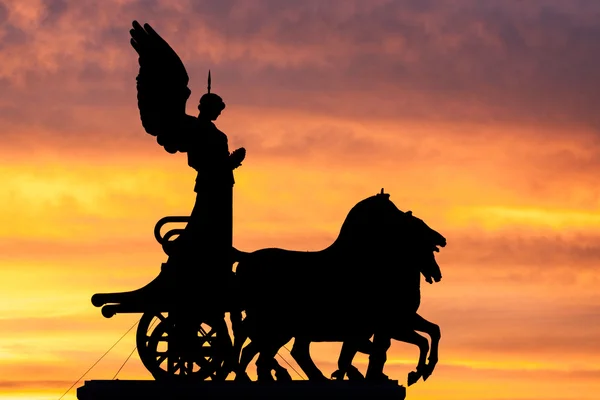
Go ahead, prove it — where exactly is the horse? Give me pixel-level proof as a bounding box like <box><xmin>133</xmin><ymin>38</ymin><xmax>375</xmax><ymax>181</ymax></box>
<box><xmin>232</xmin><ymin>253</ymin><xmax>443</xmax><ymax>385</ymax></box>
<box><xmin>228</xmin><ymin>191</ymin><xmax>446</xmax><ymax>381</ymax></box>
<box><xmin>331</xmin><ymin>250</ymin><xmax>444</xmax><ymax>385</ymax></box>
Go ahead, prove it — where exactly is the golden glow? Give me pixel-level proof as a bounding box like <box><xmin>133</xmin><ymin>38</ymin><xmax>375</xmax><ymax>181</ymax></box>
<box><xmin>1</xmin><ymin>2</ymin><xmax>599</xmax><ymax>399</ymax></box>
<box><xmin>450</xmin><ymin>206</ymin><xmax>600</xmax><ymax>230</ymax></box>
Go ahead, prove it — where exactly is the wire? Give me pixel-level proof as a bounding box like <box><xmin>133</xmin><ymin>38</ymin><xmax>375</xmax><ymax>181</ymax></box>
<box><xmin>112</xmin><ymin>318</ymin><xmax>159</xmax><ymax>379</ymax></box>
<box><xmin>112</xmin><ymin>346</ymin><xmax>138</xmax><ymax>380</ymax></box>
<box><xmin>279</xmin><ymin>345</ymin><xmax>306</xmax><ymax>380</ymax></box>
<box><xmin>57</xmin><ymin>318</ymin><xmax>139</xmax><ymax>400</ymax></box>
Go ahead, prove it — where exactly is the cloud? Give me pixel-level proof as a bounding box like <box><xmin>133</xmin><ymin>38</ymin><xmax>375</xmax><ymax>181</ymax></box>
<box><xmin>443</xmin><ymin>232</ymin><xmax>600</xmax><ymax>269</ymax></box>
<box><xmin>2</xmin><ymin>0</ymin><xmax>600</xmax><ymax>202</ymax></box>
<box><xmin>2</xmin><ymin>0</ymin><xmax>600</xmax><ymax>134</ymax></box>
<box><xmin>0</xmin><ymin>5</ymin><xmax>599</xmax><ymax>396</ymax></box>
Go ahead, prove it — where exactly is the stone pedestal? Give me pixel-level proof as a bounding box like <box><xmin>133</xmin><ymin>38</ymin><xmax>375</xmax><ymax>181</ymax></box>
<box><xmin>77</xmin><ymin>380</ymin><xmax>406</xmax><ymax>400</ymax></box>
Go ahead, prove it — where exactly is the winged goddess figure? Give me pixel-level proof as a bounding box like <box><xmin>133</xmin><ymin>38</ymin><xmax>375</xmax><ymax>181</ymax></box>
<box><xmin>129</xmin><ymin>21</ymin><xmax>245</xmax><ymax>307</ymax></box>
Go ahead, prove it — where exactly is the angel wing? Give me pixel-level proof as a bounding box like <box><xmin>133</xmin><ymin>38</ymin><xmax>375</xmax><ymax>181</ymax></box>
<box><xmin>130</xmin><ymin>21</ymin><xmax>194</xmax><ymax>154</ymax></box>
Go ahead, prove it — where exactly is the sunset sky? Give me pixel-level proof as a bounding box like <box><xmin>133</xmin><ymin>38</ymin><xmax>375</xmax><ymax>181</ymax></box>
<box><xmin>1</xmin><ymin>0</ymin><xmax>600</xmax><ymax>399</ymax></box>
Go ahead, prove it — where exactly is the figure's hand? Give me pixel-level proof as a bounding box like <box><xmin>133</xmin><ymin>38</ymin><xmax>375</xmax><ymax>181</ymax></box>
<box><xmin>230</xmin><ymin>147</ymin><xmax>246</xmax><ymax>169</ymax></box>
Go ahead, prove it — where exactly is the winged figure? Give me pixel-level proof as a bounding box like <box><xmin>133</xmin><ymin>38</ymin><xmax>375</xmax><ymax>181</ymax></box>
<box><xmin>129</xmin><ymin>20</ymin><xmax>245</xmax><ymax>163</ymax></box>
<box><xmin>129</xmin><ymin>20</ymin><xmax>242</xmax><ymax>301</ymax></box>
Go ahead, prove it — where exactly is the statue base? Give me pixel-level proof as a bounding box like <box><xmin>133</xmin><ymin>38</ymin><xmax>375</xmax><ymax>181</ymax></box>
<box><xmin>77</xmin><ymin>380</ymin><xmax>406</xmax><ymax>399</ymax></box>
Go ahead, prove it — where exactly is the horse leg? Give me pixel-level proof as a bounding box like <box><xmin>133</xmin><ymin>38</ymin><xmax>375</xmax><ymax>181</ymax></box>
<box><xmin>231</xmin><ymin>311</ymin><xmax>249</xmax><ymax>381</ymax></box>
<box><xmin>348</xmin><ymin>338</ymin><xmax>374</xmax><ymax>379</ymax></box>
<box><xmin>357</xmin><ymin>338</ymin><xmax>373</xmax><ymax>354</ymax></box>
<box><xmin>255</xmin><ymin>344</ymin><xmax>277</xmax><ymax>382</ymax></box>
<box><xmin>270</xmin><ymin>356</ymin><xmax>293</xmax><ymax>381</ymax></box>
<box><xmin>332</xmin><ymin>339</ymin><xmax>365</xmax><ymax>380</ymax></box>
<box><xmin>290</xmin><ymin>337</ymin><xmax>328</xmax><ymax>381</ymax></box>
<box><xmin>208</xmin><ymin>316</ymin><xmax>234</xmax><ymax>381</ymax></box>
<box><xmin>255</xmin><ymin>336</ymin><xmax>292</xmax><ymax>382</ymax></box>
<box><xmin>390</xmin><ymin>329</ymin><xmax>429</xmax><ymax>386</ymax></box>
<box><xmin>365</xmin><ymin>334</ymin><xmax>392</xmax><ymax>381</ymax></box>
<box><xmin>412</xmin><ymin>314</ymin><xmax>441</xmax><ymax>381</ymax></box>
<box><xmin>235</xmin><ymin>340</ymin><xmax>257</xmax><ymax>381</ymax></box>
<box><xmin>235</xmin><ymin>339</ymin><xmax>291</xmax><ymax>381</ymax></box>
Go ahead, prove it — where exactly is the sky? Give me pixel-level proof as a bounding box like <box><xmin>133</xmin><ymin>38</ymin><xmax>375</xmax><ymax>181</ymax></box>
<box><xmin>1</xmin><ymin>0</ymin><xmax>600</xmax><ymax>399</ymax></box>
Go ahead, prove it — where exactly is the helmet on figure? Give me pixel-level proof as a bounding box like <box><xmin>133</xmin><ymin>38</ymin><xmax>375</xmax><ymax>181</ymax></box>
<box><xmin>198</xmin><ymin>70</ymin><xmax>225</xmax><ymax>120</ymax></box>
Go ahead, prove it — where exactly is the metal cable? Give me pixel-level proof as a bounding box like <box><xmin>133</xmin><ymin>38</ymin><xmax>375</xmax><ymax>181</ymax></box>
<box><xmin>57</xmin><ymin>318</ymin><xmax>139</xmax><ymax>400</ymax></box>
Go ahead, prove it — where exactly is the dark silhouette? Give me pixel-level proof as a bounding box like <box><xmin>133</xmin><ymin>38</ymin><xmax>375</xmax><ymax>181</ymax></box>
<box><xmin>77</xmin><ymin>380</ymin><xmax>407</xmax><ymax>400</ymax></box>
<box><xmin>130</xmin><ymin>20</ymin><xmax>245</xmax><ymax>378</ymax></box>
<box><xmin>88</xmin><ymin>21</ymin><xmax>448</xmax><ymax>399</ymax></box>
<box><xmin>228</xmin><ymin>192</ymin><xmax>445</xmax><ymax>383</ymax></box>
<box><xmin>234</xmin><ymin>270</ymin><xmax>442</xmax><ymax>386</ymax></box>
<box><xmin>91</xmin><ymin>190</ymin><xmax>446</xmax><ymax>383</ymax></box>
<box><xmin>231</xmin><ymin>235</ymin><xmax>445</xmax><ymax>384</ymax></box>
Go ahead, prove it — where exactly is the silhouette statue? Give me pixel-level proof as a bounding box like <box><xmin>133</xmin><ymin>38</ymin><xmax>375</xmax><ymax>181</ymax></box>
<box><xmin>228</xmin><ymin>191</ymin><xmax>446</xmax><ymax>383</ymax></box>
<box><xmin>131</xmin><ymin>20</ymin><xmax>245</xmax><ymax>377</ymax></box>
<box><xmin>90</xmin><ymin>21</ymin><xmax>448</xmax><ymax>388</ymax></box>
<box><xmin>234</xmin><ymin>255</ymin><xmax>442</xmax><ymax>386</ymax></box>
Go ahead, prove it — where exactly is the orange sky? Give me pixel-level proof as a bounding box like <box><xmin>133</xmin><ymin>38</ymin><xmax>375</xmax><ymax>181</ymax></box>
<box><xmin>1</xmin><ymin>0</ymin><xmax>600</xmax><ymax>399</ymax></box>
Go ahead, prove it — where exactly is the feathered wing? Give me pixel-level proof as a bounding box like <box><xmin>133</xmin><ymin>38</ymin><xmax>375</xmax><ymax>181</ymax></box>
<box><xmin>130</xmin><ymin>21</ymin><xmax>193</xmax><ymax>154</ymax></box>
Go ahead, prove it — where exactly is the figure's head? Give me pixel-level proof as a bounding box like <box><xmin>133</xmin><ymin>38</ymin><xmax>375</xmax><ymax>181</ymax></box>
<box><xmin>198</xmin><ymin>92</ymin><xmax>225</xmax><ymax>120</ymax></box>
<box><xmin>198</xmin><ymin>70</ymin><xmax>226</xmax><ymax>121</ymax></box>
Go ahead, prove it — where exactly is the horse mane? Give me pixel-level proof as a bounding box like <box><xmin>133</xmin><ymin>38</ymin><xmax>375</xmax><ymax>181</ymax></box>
<box><xmin>330</xmin><ymin>191</ymin><xmax>404</xmax><ymax>250</ymax></box>
<box><xmin>329</xmin><ymin>191</ymin><xmax>442</xmax><ymax>252</ymax></box>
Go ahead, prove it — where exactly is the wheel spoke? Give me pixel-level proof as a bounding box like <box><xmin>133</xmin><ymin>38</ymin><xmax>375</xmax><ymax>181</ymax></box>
<box><xmin>197</xmin><ymin>337</ymin><xmax>212</xmax><ymax>346</ymax></box>
<box><xmin>139</xmin><ymin>314</ymin><xmax>228</xmax><ymax>381</ymax></box>
<box><xmin>195</xmin><ymin>353</ymin><xmax>214</xmax><ymax>369</ymax></box>
<box><xmin>156</xmin><ymin>313</ymin><xmax>167</xmax><ymax>323</ymax></box>
<box><xmin>174</xmin><ymin>359</ymin><xmax>183</xmax><ymax>373</ymax></box>
<box><xmin>168</xmin><ymin>357</ymin><xmax>175</xmax><ymax>373</ymax></box>
<box><xmin>156</xmin><ymin>354</ymin><xmax>167</xmax><ymax>365</ymax></box>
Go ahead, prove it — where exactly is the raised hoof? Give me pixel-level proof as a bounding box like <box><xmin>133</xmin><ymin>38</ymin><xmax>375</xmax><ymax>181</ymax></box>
<box><xmin>347</xmin><ymin>366</ymin><xmax>365</xmax><ymax>381</ymax></box>
<box><xmin>407</xmin><ymin>371</ymin><xmax>421</xmax><ymax>386</ymax></box>
<box><xmin>331</xmin><ymin>370</ymin><xmax>345</xmax><ymax>380</ymax></box>
<box><xmin>421</xmin><ymin>364</ymin><xmax>434</xmax><ymax>381</ymax></box>
<box><xmin>275</xmin><ymin>368</ymin><xmax>293</xmax><ymax>381</ymax></box>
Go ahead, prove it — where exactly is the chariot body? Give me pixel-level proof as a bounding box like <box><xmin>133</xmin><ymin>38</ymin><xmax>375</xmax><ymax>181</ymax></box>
<box><xmin>92</xmin><ymin>215</ymin><xmax>237</xmax><ymax>381</ymax></box>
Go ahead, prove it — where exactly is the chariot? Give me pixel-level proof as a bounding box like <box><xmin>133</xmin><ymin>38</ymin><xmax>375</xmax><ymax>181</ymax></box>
<box><xmin>91</xmin><ymin>215</ymin><xmax>234</xmax><ymax>381</ymax></box>
<box><xmin>89</xmin><ymin>21</ymin><xmax>448</xmax><ymax>385</ymax></box>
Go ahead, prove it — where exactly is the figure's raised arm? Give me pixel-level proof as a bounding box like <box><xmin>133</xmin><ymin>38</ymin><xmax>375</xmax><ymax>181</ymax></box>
<box><xmin>130</xmin><ymin>21</ymin><xmax>195</xmax><ymax>154</ymax></box>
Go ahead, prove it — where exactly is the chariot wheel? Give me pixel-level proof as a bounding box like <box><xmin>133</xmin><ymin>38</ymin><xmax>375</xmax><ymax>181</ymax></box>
<box><xmin>136</xmin><ymin>311</ymin><xmax>231</xmax><ymax>381</ymax></box>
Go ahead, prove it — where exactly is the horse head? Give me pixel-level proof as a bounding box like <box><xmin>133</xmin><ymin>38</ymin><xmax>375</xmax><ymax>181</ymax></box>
<box><xmin>336</xmin><ymin>189</ymin><xmax>446</xmax><ymax>282</ymax></box>
<box><xmin>402</xmin><ymin>211</ymin><xmax>446</xmax><ymax>284</ymax></box>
